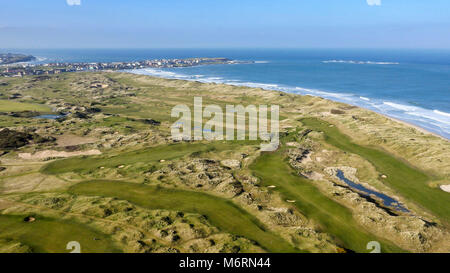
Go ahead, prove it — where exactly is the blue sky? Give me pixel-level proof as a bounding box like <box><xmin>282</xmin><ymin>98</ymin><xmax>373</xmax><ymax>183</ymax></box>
<box><xmin>1</xmin><ymin>0</ymin><xmax>449</xmax><ymax>48</ymax></box>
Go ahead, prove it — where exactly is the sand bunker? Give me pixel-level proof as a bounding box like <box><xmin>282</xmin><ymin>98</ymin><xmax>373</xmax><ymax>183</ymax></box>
<box><xmin>23</xmin><ymin>216</ymin><xmax>36</xmax><ymax>223</ymax></box>
<box><xmin>440</xmin><ymin>185</ymin><xmax>450</xmax><ymax>193</ymax></box>
<box><xmin>19</xmin><ymin>149</ymin><xmax>101</xmax><ymax>160</ymax></box>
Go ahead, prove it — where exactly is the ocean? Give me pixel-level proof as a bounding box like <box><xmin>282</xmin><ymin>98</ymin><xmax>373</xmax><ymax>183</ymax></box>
<box><xmin>10</xmin><ymin>48</ymin><xmax>450</xmax><ymax>139</ymax></box>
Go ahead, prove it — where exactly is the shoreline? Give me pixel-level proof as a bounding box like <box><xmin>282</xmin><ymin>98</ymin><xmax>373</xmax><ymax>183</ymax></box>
<box><xmin>122</xmin><ymin>70</ymin><xmax>450</xmax><ymax>142</ymax></box>
<box><xmin>378</xmin><ymin>113</ymin><xmax>448</xmax><ymax>141</ymax></box>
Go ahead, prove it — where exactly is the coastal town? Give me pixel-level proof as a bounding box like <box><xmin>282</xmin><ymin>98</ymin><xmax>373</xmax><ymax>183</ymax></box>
<box><xmin>0</xmin><ymin>56</ymin><xmax>249</xmax><ymax>78</ymax></box>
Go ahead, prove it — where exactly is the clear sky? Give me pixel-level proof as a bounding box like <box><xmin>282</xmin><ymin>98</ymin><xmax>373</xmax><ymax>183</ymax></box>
<box><xmin>1</xmin><ymin>0</ymin><xmax>449</xmax><ymax>49</ymax></box>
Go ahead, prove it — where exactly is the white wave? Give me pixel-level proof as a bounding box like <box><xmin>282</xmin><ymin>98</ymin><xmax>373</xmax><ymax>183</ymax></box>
<box><xmin>366</xmin><ymin>61</ymin><xmax>399</xmax><ymax>65</ymax></box>
<box><xmin>126</xmin><ymin>68</ymin><xmax>449</xmax><ymax>139</ymax></box>
<box><xmin>434</xmin><ymin>110</ymin><xmax>450</xmax><ymax>117</ymax></box>
<box><xmin>223</xmin><ymin>79</ymin><xmax>241</xmax><ymax>83</ymax></box>
<box><xmin>235</xmin><ymin>82</ymin><xmax>279</xmax><ymax>89</ymax></box>
<box><xmin>254</xmin><ymin>61</ymin><xmax>269</xmax><ymax>64</ymax></box>
<box><xmin>197</xmin><ymin>77</ymin><xmax>226</xmax><ymax>84</ymax></box>
<box><xmin>360</xmin><ymin>96</ymin><xmax>370</xmax><ymax>101</ymax></box>
<box><xmin>132</xmin><ymin>68</ymin><xmax>188</xmax><ymax>79</ymax></box>
<box><xmin>407</xmin><ymin>111</ymin><xmax>450</xmax><ymax>126</ymax></box>
<box><xmin>294</xmin><ymin>87</ymin><xmax>354</xmax><ymax>100</ymax></box>
<box><xmin>381</xmin><ymin>102</ymin><xmax>450</xmax><ymax>126</ymax></box>
<box><xmin>323</xmin><ymin>60</ymin><xmax>399</xmax><ymax>65</ymax></box>
<box><xmin>35</xmin><ymin>56</ymin><xmax>47</xmax><ymax>62</ymax></box>
<box><xmin>383</xmin><ymin>101</ymin><xmax>419</xmax><ymax>112</ymax></box>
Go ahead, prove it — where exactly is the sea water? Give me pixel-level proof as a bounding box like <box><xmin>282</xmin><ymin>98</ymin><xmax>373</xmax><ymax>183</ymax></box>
<box><xmin>12</xmin><ymin>48</ymin><xmax>450</xmax><ymax>139</ymax></box>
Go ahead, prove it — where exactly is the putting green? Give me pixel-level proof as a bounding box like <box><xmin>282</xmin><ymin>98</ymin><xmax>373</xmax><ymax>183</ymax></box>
<box><xmin>69</xmin><ymin>180</ymin><xmax>300</xmax><ymax>253</ymax></box>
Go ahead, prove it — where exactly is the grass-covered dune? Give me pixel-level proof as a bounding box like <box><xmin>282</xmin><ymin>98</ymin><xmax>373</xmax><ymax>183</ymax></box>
<box><xmin>301</xmin><ymin>118</ymin><xmax>450</xmax><ymax>223</ymax></box>
<box><xmin>69</xmin><ymin>180</ymin><xmax>299</xmax><ymax>253</ymax></box>
<box><xmin>41</xmin><ymin>142</ymin><xmax>211</xmax><ymax>175</ymax></box>
<box><xmin>251</xmin><ymin>150</ymin><xmax>405</xmax><ymax>253</ymax></box>
<box><xmin>0</xmin><ymin>214</ymin><xmax>120</xmax><ymax>253</ymax></box>
<box><xmin>41</xmin><ymin>141</ymin><xmax>259</xmax><ymax>175</ymax></box>
<box><xmin>0</xmin><ymin>72</ymin><xmax>449</xmax><ymax>253</ymax></box>
<box><xmin>0</xmin><ymin>100</ymin><xmax>51</xmax><ymax>113</ymax></box>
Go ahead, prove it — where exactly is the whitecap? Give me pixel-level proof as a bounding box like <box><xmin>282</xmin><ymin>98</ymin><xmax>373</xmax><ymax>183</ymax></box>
<box><xmin>322</xmin><ymin>60</ymin><xmax>399</xmax><ymax>65</ymax></box>
<box><xmin>360</xmin><ymin>96</ymin><xmax>370</xmax><ymax>101</ymax></box>
<box><xmin>434</xmin><ymin>110</ymin><xmax>450</xmax><ymax>117</ymax></box>
<box><xmin>131</xmin><ymin>68</ymin><xmax>188</xmax><ymax>79</ymax></box>
<box><xmin>125</xmin><ymin>68</ymin><xmax>449</xmax><ymax>139</ymax></box>
<box><xmin>407</xmin><ymin>111</ymin><xmax>450</xmax><ymax>126</ymax></box>
<box><xmin>35</xmin><ymin>56</ymin><xmax>48</xmax><ymax>62</ymax></box>
<box><xmin>236</xmin><ymin>82</ymin><xmax>280</xmax><ymax>89</ymax></box>
<box><xmin>383</xmin><ymin>101</ymin><xmax>419</xmax><ymax>112</ymax></box>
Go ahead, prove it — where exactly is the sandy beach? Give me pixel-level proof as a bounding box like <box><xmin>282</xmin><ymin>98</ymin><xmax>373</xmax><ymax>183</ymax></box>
<box><xmin>378</xmin><ymin>113</ymin><xmax>449</xmax><ymax>142</ymax></box>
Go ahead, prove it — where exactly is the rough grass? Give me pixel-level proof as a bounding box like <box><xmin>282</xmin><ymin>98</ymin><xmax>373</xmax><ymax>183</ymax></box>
<box><xmin>0</xmin><ymin>214</ymin><xmax>120</xmax><ymax>253</ymax></box>
<box><xmin>41</xmin><ymin>141</ymin><xmax>259</xmax><ymax>175</ymax></box>
<box><xmin>250</xmin><ymin>151</ymin><xmax>404</xmax><ymax>253</ymax></box>
<box><xmin>69</xmin><ymin>180</ymin><xmax>300</xmax><ymax>253</ymax></box>
<box><xmin>301</xmin><ymin>117</ymin><xmax>450</xmax><ymax>224</ymax></box>
<box><xmin>0</xmin><ymin>100</ymin><xmax>51</xmax><ymax>112</ymax></box>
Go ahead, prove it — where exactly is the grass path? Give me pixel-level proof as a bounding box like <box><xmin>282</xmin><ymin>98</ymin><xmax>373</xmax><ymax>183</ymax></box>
<box><xmin>301</xmin><ymin>118</ymin><xmax>450</xmax><ymax>223</ymax></box>
<box><xmin>69</xmin><ymin>180</ymin><xmax>300</xmax><ymax>253</ymax></box>
<box><xmin>250</xmin><ymin>152</ymin><xmax>404</xmax><ymax>253</ymax></box>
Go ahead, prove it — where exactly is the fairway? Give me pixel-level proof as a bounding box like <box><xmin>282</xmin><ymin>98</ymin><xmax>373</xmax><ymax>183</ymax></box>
<box><xmin>0</xmin><ymin>214</ymin><xmax>120</xmax><ymax>253</ymax></box>
<box><xmin>42</xmin><ymin>141</ymin><xmax>258</xmax><ymax>175</ymax></box>
<box><xmin>0</xmin><ymin>100</ymin><xmax>52</xmax><ymax>113</ymax></box>
<box><xmin>301</xmin><ymin>118</ymin><xmax>450</xmax><ymax>223</ymax></box>
<box><xmin>250</xmin><ymin>151</ymin><xmax>404</xmax><ymax>253</ymax></box>
<box><xmin>69</xmin><ymin>180</ymin><xmax>300</xmax><ymax>253</ymax></box>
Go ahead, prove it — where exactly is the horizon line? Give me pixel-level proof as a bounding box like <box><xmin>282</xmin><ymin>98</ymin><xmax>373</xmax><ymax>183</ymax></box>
<box><xmin>2</xmin><ymin>47</ymin><xmax>450</xmax><ymax>51</ymax></box>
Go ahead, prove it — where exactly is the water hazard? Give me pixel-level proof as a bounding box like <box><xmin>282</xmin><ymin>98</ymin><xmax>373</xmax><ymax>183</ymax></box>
<box><xmin>336</xmin><ymin>170</ymin><xmax>409</xmax><ymax>213</ymax></box>
<box><xmin>34</xmin><ymin>114</ymin><xmax>64</xmax><ymax>119</ymax></box>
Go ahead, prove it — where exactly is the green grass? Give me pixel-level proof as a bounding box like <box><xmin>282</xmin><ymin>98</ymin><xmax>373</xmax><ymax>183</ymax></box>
<box><xmin>301</xmin><ymin>118</ymin><xmax>450</xmax><ymax>223</ymax></box>
<box><xmin>250</xmin><ymin>151</ymin><xmax>404</xmax><ymax>253</ymax></box>
<box><xmin>0</xmin><ymin>100</ymin><xmax>52</xmax><ymax>113</ymax></box>
<box><xmin>41</xmin><ymin>141</ymin><xmax>258</xmax><ymax>175</ymax></box>
<box><xmin>69</xmin><ymin>180</ymin><xmax>299</xmax><ymax>253</ymax></box>
<box><xmin>85</xmin><ymin>116</ymin><xmax>150</xmax><ymax>134</ymax></box>
<box><xmin>0</xmin><ymin>214</ymin><xmax>120</xmax><ymax>253</ymax></box>
<box><xmin>101</xmin><ymin>101</ymin><xmax>173</xmax><ymax>122</ymax></box>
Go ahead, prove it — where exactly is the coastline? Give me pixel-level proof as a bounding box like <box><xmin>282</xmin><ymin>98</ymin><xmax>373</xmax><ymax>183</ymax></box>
<box><xmin>0</xmin><ymin>53</ymin><xmax>36</xmax><ymax>66</ymax></box>
<box><xmin>1</xmin><ymin>70</ymin><xmax>449</xmax><ymax>253</ymax></box>
<box><xmin>122</xmin><ymin>70</ymin><xmax>450</xmax><ymax>142</ymax></box>
<box><xmin>379</xmin><ymin>113</ymin><xmax>449</xmax><ymax>141</ymax></box>
<box><xmin>117</xmin><ymin>70</ymin><xmax>450</xmax><ymax>192</ymax></box>
<box><xmin>3</xmin><ymin>51</ymin><xmax>448</xmax><ymax>141</ymax></box>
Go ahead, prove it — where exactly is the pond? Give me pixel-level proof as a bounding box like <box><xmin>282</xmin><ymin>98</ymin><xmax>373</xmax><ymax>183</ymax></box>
<box><xmin>336</xmin><ymin>170</ymin><xmax>409</xmax><ymax>213</ymax></box>
<box><xmin>34</xmin><ymin>114</ymin><xmax>64</xmax><ymax>119</ymax></box>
